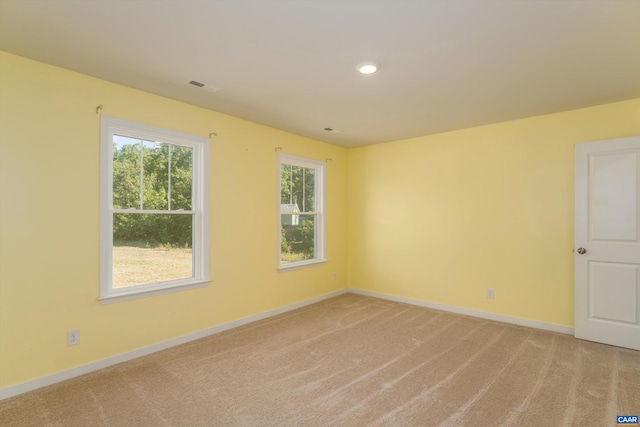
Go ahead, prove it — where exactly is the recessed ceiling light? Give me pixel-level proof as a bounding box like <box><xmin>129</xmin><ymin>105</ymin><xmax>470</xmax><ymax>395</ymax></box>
<box><xmin>357</xmin><ymin>61</ymin><xmax>379</xmax><ymax>75</ymax></box>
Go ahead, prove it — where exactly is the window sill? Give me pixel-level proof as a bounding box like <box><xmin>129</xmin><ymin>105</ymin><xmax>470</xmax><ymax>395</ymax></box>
<box><xmin>278</xmin><ymin>259</ymin><xmax>327</xmax><ymax>272</ymax></box>
<box><xmin>99</xmin><ymin>279</ymin><xmax>210</xmax><ymax>304</ymax></box>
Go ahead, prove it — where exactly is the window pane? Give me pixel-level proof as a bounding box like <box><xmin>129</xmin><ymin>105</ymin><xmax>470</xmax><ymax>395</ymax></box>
<box><xmin>112</xmin><ymin>135</ymin><xmax>142</xmax><ymax>209</ymax></box>
<box><xmin>112</xmin><ymin>213</ymin><xmax>193</xmax><ymax>288</ymax></box>
<box><xmin>281</xmin><ymin>164</ymin><xmax>292</xmax><ymax>204</ymax></box>
<box><xmin>280</xmin><ymin>214</ymin><xmax>316</xmax><ymax>263</ymax></box>
<box><xmin>170</xmin><ymin>145</ymin><xmax>193</xmax><ymax>210</ymax></box>
<box><xmin>304</xmin><ymin>168</ymin><xmax>315</xmax><ymax>212</ymax></box>
<box><xmin>291</xmin><ymin>165</ymin><xmax>304</xmax><ymax>211</ymax></box>
<box><xmin>142</xmin><ymin>141</ymin><xmax>168</xmax><ymax>210</ymax></box>
<box><xmin>280</xmin><ymin>164</ymin><xmax>315</xmax><ymax>212</ymax></box>
<box><xmin>112</xmin><ymin>136</ymin><xmax>193</xmax><ymax>211</ymax></box>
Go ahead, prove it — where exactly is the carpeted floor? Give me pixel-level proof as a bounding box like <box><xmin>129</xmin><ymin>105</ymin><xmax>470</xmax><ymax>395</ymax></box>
<box><xmin>1</xmin><ymin>293</ymin><xmax>639</xmax><ymax>426</ymax></box>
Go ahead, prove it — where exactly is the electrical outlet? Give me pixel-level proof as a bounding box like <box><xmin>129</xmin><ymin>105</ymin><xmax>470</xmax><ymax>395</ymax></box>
<box><xmin>486</xmin><ymin>288</ymin><xmax>494</xmax><ymax>300</ymax></box>
<box><xmin>333</xmin><ymin>272</ymin><xmax>338</xmax><ymax>281</ymax></box>
<box><xmin>67</xmin><ymin>329</ymin><xmax>80</xmax><ymax>346</ymax></box>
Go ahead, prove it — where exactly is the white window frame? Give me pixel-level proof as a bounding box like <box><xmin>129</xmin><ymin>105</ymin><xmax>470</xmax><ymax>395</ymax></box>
<box><xmin>100</xmin><ymin>116</ymin><xmax>210</xmax><ymax>303</ymax></box>
<box><xmin>278</xmin><ymin>153</ymin><xmax>326</xmax><ymax>270</ymax></box>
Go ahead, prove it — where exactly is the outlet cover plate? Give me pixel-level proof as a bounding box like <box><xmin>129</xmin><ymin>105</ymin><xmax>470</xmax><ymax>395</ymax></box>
<box><xmin>67</xmin><ymin>329</ymin><xmax>80</xmax><ymax>346</ymax></box>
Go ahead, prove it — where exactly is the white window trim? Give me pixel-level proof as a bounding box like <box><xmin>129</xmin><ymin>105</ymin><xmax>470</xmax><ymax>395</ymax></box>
<box><xmin>277</xmin><ymin>153</ymin><xmax>326</xmax><ymax>270</ymax></box>
<box><xmin>99</xmin><ymin>116</ymin><xmax>210</xmax><ymax>303</ymax></box>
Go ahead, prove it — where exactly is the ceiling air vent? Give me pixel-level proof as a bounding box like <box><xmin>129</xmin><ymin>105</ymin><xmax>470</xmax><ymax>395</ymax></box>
<box><xmin>186</xmin><ymin>80</ymin><xmax>219</xmax><ymax>93</ymax></box>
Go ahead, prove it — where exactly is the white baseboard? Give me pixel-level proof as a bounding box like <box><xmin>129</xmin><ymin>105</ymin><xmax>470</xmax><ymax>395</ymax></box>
<box><xmin>0</xmin><ymin>287</ymin><xmax>573</xmax><ymax>400</ymax></box>
<box><xmin>348</xmin><ymin>288</ymin><xmax>574</xmax><ymax>335</ymax></box>
<box><xmin>0</xmin><ymin>288</ymin><xmax>348</xmax><ymax>401</ymax></box>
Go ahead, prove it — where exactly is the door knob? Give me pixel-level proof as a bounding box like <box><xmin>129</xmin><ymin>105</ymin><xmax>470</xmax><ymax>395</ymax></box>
<box><xmin>577</xmin><ymin>247</ymin><xmax>586</xmax><ymax>254</ymax></box>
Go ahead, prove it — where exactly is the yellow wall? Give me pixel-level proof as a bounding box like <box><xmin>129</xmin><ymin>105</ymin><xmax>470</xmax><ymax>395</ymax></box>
<box><xmin>2</xmin><ymin>49</ymin><xmax>639</xmax><ymax>390</ymax></box>
<box><xmin>347</xmin><ymin>98</ymin><xmax>640</xmax><ymax>328</ymax></box>
<box><xmin>0</xmin><ymin>52</ymin><xmax>348</xmax><ymax>388</ymax></box>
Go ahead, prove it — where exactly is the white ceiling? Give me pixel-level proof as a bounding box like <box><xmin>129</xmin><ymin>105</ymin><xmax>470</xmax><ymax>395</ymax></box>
<box><xmin>1</xmin><ymin>1</ymin><xmax>639</xmax><ymax>148</ymax></box>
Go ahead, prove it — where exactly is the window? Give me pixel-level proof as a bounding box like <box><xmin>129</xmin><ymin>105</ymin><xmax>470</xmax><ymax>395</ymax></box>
<box><xmin>100</xmin><ymin>116</ymin><xmax>209</xmax><ymax>302</ymax></box>
<box><xmin>278</xmin><ymin>153</ymin><xmax>325</xmax><ymax>269</ymax></box>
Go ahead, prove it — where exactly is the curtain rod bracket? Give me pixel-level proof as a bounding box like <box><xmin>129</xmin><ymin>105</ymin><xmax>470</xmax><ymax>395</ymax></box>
<box><xmin>95</xmin><ymin>104</ymin><xmax>103</xmax><ymax>115</ymax></box>
<box><xmin>275</xmin><ymin>147</ymin><xmax>282</xmax><ymax>152</ymax></box>
<box><xmin>209</xmin><ymin>132</ymin><xmax>217</xmax><ymax>138</ymax></box>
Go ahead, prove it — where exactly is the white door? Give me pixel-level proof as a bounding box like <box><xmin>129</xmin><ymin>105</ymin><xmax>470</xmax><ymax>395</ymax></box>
<box><xmin>575</xmin><ymin>136</ymin><xmax>640</xmax><ymax>350</ymax></box>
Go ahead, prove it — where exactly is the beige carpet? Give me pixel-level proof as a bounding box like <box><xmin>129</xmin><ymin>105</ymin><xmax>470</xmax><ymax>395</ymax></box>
<box><xmin>1</xmin><ymin>293</ymin><xmax>639</xmax><ymax>426</ymax></box>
